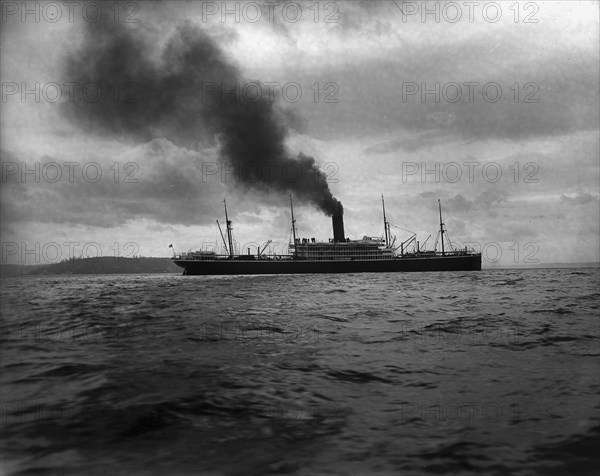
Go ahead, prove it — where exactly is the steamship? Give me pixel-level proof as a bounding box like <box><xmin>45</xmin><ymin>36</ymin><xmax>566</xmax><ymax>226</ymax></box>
<box><xmin>171</xmin><ymin>196</ymin><xmax>481</xmax><ymax>275</ymax></box>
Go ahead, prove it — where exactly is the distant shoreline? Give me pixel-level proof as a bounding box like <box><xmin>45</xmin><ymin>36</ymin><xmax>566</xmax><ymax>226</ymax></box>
<box><xmin>0</xmin><ymin>257</ymin><xmax>180</xmax><ymax>277</ymax></box>
<box><xmin>1</xmin><ymin>257</ymin><xmax>598</xmax><ymax>277</ymax></box>
<box><xmin>483</xmin><ymin>262</ymin><xmax>600</xmax><ymax>270</ymax></box>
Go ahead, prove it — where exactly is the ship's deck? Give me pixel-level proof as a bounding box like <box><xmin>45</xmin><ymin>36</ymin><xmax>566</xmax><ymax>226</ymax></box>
<box><xmin>174</xmin><ymin>238</ymin><xmax>478</xmax><ymax>262</ymax></box>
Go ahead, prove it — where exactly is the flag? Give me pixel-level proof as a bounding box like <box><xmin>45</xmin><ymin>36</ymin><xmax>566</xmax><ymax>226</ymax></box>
<box><xmin>169</xmin><ymin>244</ymin><xmax>173</xmax><ymax>248</ymax></box>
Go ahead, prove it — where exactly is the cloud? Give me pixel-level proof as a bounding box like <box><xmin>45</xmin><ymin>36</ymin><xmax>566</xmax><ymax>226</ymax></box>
<box><xmin>1</xmin><ymin>141</ymin><xmax>224</xmax><ymax>227</ymax></box>
<box><xmin>363</xmin><ymin>131</ymin><xmax>456</xmax><ymax>154</ymax></box>
<box><xmin>290</xmin><ymin>25</ymin><xmax>599</xmax><ymax>144</ymax></box>
<box><xmin>61</xmin><ymin>19</ymin><xmax>343</xmax><ymax>215</ymax></box>
<box><xmin>560</xmin><ymin>192</ymin><xmax>597</xmax><ymax>205</ymax></box>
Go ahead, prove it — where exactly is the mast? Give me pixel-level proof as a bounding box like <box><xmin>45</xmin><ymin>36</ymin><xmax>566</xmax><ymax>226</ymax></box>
<box><xmin>224</xmin><ymin>199</ymin><xmax>234</xmax><ymax>258</ymax></box>
<box><xmin>216</xmin><ymin>220</ymin><xmax>229</xmax><ymax>255</ymax></box>
<box><xmin>438</xmin><ymin>199</ymin><xmax>445</xmax><ymax>255</ymax></box>
<box><xmin>382</xmin><ymin>195</ymin><xmax>389</xmax><ymax>246</ymax></box>
<box><xmin>290</xmin><ymin>194</ymin><xmax>297</xmax><ymax>257</ymax></box>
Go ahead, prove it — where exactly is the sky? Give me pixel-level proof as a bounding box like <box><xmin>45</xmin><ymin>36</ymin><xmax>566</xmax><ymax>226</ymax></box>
<box><xmin>1</xmin><ymin>0</ymin><xmax>599</xmax><ymax>266</ymax></box>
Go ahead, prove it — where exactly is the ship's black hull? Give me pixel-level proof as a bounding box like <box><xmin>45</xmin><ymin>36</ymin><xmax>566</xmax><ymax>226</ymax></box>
<box><xmin>173</xmin><ymin>254</ymin><xmax>481</xmax><ymax>275</ymax></box>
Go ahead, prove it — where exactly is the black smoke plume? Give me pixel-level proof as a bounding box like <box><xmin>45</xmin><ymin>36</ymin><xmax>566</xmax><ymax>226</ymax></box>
<box><xmin>62</xmin><ymin>21</ymin><xmax>342</xmax><ymax>216</ymax></box>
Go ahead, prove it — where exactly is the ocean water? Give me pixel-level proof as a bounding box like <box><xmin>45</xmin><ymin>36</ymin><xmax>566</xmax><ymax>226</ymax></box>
<box><xmin>1</xmin><ymin>268</ymin><xmax>598</xmax><ymax>476</ymax></box>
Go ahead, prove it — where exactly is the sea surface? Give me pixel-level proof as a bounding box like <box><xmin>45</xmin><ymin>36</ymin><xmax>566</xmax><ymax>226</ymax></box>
<box><xmin>1</xmin><ymin>268</ymin><xmax>599</xmax><ymax>476</ymax></box>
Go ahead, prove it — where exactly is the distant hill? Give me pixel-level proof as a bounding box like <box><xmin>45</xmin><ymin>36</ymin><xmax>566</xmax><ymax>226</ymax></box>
<box><xmin>484</xmin><ymin>262</ymin><xmax>599</xmax><ymax>269</ymax></box>
<box><xmin>0</xmin><ymin>257</ymin><xmax>181</xmax><ymax>277</ymax></box>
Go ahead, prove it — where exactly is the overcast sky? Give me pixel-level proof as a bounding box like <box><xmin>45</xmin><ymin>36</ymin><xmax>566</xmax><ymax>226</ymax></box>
<box><xmin>1</xmin><ymin>1</ymin><xmax>599</xmax><ymax>266</ymax></box>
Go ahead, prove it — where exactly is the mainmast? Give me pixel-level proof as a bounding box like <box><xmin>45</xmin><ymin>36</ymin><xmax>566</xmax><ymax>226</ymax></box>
<box><xmin>438</xmin><ymin>199</ymin><xmax>445</xmax><ymax>255</ymax></box>
<box><xmin>290</xmin><ymin>194</ymin><xmax>297</xmax><ymax>257</ymax></box>
<box><xmin>223</xmin><ymin>199</ymin><xmax>234</xmax><ymax>258</ymax></box>
<box><xmin>382</xmin><ymin>195</ymin><xmax>389</xmax><ymax>246</ymax></box>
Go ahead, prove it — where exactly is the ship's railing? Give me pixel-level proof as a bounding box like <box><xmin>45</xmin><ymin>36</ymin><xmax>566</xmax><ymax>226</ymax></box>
<box><xmin>398</xmin><ymin>250</ymin><xmax>481</xmax><ymax>258</ymax></box>
<box><xmin>173</xmin><ymin>252</ymin><xmax>295</xmax><ymax>261</ymax></box>
<box><xmin>291</xmin><ymin>254</ymin><xmax>395</xmax><ymax>261</ymax></box>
